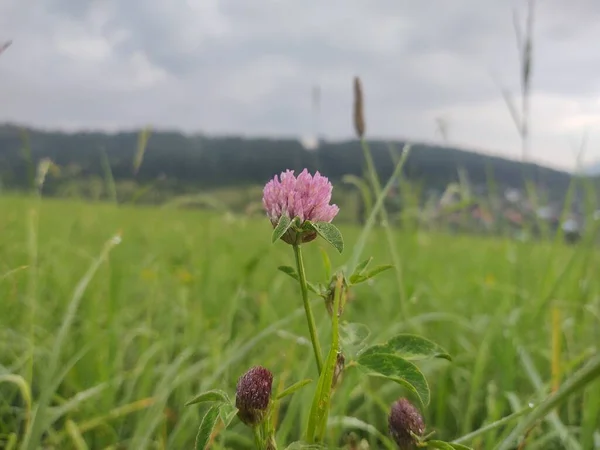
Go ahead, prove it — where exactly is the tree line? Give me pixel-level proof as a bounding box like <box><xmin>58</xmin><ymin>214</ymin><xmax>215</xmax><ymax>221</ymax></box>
<box><xmin>0</xmin><ymin>123</ymin><xmax>574</xmax><ymax>202</ymax></box>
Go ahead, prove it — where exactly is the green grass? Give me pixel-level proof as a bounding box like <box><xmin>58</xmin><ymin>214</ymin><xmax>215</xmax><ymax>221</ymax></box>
<box><xmin>1</xmin><ymin>194</ymin><xmax>599</xmax><ymax>449</ymax></box>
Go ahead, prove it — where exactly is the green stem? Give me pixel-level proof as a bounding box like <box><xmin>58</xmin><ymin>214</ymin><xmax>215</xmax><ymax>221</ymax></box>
<box><xmin>293</xmin><ymin>244</ymin><xmax>324</xmax><ymax>374</ymax></box>
<box><xmin>496</xmin><ymin>352</ymin><xmax>600</xmax><ymax>450</ymax></box>
<box><xmin>359</xmin><ymin>139</ymin><xmax>408</xmax><ymax>318</ymax></box>
<box><xmin>263</xmin><ymin>409</ymin><xmax>278</xmax><ymax>449</ymax></box>
<box><xmin>253</xmin><ymin>426</ymin><xmax>263</xmax><ymax>449</ymax></box>
<box><xmin>451</xmin><ymin>405</ymin><xmax>532</xmax><ymax>444</ymax></box>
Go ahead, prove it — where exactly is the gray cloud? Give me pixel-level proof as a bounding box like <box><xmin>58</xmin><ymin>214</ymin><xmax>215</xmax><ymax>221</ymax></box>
<box><xmin>1</xmin><ymin>0</ymin><xmax>599</xmax><ymax>170</ymax></box>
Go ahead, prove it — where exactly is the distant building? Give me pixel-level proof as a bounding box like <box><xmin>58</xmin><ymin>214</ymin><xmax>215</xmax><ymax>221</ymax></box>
<box><xmin>300</xmin><ymin>136</ymin><xmax>319</xmax><ymax>151</ymax></box>
<box><xmin>505</xmin><ymin>188</ymin><xmax>521</xmax><ymax>204</ymax></box>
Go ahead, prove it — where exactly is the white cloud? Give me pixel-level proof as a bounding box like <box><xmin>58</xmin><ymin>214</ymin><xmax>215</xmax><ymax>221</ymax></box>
<box><xmin>0</xmin><ymin>0</ymin><xmax>599</xmax><ymax>171</ymax></box>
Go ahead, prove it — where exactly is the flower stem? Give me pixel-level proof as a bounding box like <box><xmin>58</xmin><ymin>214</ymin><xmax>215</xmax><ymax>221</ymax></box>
<box><xmin>293</xmin><ymin>244</ymin><xmax>324</xmax><ymax>374</ymax></box>
<box><xmin>253</xmin><ymin>426</ymin><xmax>263</xmax><ymax>449</ymax></box>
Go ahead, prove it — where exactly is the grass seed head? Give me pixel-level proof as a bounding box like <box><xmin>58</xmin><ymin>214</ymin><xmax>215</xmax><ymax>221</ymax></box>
<box><xmin>353</xmin><ymin>76</ymin><xmax>366</xmax><ymax>138</ymax></box>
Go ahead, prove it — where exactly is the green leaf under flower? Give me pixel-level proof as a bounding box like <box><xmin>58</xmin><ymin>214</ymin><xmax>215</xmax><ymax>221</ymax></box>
<box><xmin>356</xmin><ymin>352</ymin><xmax>430</xmax><ymax>406</ymax></box>
<box><xmin>185</xmin><ymin>389</ymin><xmax>231</xmax><ymax>407</ymax></box>
<box><xmin>195</xmin><ymin>404</ymin><xmax>221</xmax><ymax>450</ymax></box>
<box><xmin>272</xmin><ymin>213</ymin><xmax>293</xmax><ymax>243</ymax></box>
<box><xmin>307</xmin><ymin>221</ymin><xmax>344</xmax><ymax>254</ymax></box>
<box><xmin>219</xmin><ymin>404</ymin><xmax>239</xmax><ymax>428</ymax></box>
<box><xmin>360</xmin><ymin>334</ymin><xmax>452</xmax><ymax>362</ymax></box>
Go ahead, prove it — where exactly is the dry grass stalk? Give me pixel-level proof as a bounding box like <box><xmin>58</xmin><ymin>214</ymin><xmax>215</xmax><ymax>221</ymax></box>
<box><xmin>0</xmin><ymin>40</ymin><xmax>12</xmax><ymax>56</ymax></box>
<box><xmin>353</xmin><ymin>76</ymin><xmax>365</xmax><ymax>138</ymax></box>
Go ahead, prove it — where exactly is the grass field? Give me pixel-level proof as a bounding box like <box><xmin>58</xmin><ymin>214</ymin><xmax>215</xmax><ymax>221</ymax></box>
<box><xmin>1</xmin><ymin>194</ymin><xmax>599</xmax><ymax>449</ymax></box>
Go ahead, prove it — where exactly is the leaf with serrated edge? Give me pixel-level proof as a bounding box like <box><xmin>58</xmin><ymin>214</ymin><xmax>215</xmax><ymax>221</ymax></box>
<box><xmin>272</xmin><ymin>214</ymin><xmax>293</xmax><ymax>243</ymax></box>
<box><xmin>276</xmin><ymin>378</ymin><xmax>313</xmax><ymax>400</ymax></box>
<box><xmin>360</xmin><ymin>334</ymin><xmax>451</xmax><ymax>362</ymax></box>
<box><xmin>309</xmin><ymin>222</ymin><xmax>344</xmax><ymax>254</ymax></box>
<box><xmin>357</xmin><ymin>353</ymin><xmax>430</xmax><ymax>406</ymax></box>
<box><xmin>195</xmin><ymin>405</ymin><xmax>221</xmax><ymax>450</ymax></box>
<box><xmin>185</xmin><ymin>389</ymin><xmax>230</xmax><ymax>407</ymax></box>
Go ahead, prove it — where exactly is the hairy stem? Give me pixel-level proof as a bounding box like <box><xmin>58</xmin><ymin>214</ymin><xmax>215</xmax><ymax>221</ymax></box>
<box><xmin>253</xmin><ymin>426</ymin><xmax>263</xmax><ymax>450</ymax></box>
<box><xmin>293</xmin><ymin>244</ymin><xmax>324</xmax><ymax>374</ymax></box>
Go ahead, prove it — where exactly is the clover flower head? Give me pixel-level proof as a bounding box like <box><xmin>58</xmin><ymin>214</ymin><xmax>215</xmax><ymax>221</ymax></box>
<box><xmin>235</xmin><ymin>366</ymin><xmax>273</xmax><ymax>427</ymax></box>
<box><xmin>262</xmin><ymin>169</ymin><xmax>339</xmax><ymax>226</ymax></box>
<box><xmin>388</xmin><ymin>398</ymin><xmax>425</xmax><ymax>449</ymax></box>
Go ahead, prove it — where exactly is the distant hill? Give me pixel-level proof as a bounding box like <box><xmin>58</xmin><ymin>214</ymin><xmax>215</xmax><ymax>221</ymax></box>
<box><xmin>0</xmin><ymin>123</ymin><xmax>576</xmax><ymax>202</ymax></box>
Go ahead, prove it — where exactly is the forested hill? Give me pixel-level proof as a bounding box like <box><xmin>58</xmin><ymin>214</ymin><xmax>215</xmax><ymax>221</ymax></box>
<box><xmin>0</xmin><ymin>123</ymin><xmax>572</xmax><ymax>197</ymax></box>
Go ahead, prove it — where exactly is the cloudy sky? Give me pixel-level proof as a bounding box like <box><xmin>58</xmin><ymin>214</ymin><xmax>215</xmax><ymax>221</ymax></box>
<box><xmin>1</xmin><ymin>0</ymin><xmax>599</xmax><ymax>172</ymax></box>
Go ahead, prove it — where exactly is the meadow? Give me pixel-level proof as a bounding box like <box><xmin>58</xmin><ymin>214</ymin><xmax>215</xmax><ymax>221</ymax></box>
<box><xmin>1</xmin><ymin>191</ymin><xmax>599</xmax><ymax>449</ymax></box>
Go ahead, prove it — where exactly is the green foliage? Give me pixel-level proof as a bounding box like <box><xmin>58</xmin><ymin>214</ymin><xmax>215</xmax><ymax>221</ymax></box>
<box><xmin>359</xmin><ymin>334</ymin><xmax>451</xmax><ymax>362</ymax></box>
<box><xmin>427</xmin><ymin>440</ymin><xmax>473</xmax><ymax>450</ymax></box>
<box><xmin>339</xmin><ymin>322</ymin><xmax>371</xmax><ymax>358</ymax></box>
<box><xmin>195</xmin><ymin>405</ymin><xmax>222</xmax><ymax>450</ymax></box>
<box><xmin>1</xmin><ymin>195</ymin><xmax>599</xmax><ymax>449</ymax></box>
<box><xmin>306</xmin><ymin>276</ymin><xmax>343</xmax><ymax>443</ymax></box>
<box><xmin>185</xmin><ymin>389</ymin><xmax>231</xmax><ymax>406</ymax></box>
<box><xmin>277</xmin><ymin>266</ymin><xmax>321</xmax><ymax>295</ymax></box>
<box><xmin>356</xmin><ymin>352</ymin><xmax>430</xmax><ymax>407</ymax></box>
<box><xmin>272</xmin><ymin>214</ymin><xmax>293</xmax><ymax>243</ymax></box>
<box><xmin>348</xmin><ymin>256</ymin><xmax>393</xmax><ymax>285</ymax></box>
<box><xmin>276</xmin><ymin>379</ymin><xmax>313</xmax><ymax>400</ymax></box>
<box><xmin>306</xmin><ymin>221</ymin><xmax>344</xmax><ymax>254</ymax></box>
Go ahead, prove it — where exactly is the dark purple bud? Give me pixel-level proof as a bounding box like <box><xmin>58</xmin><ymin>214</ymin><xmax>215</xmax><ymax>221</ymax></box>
<box><xmin>388</xmin><ymin>398</ymin><xmax>425</xmax><ymax>449</ymax></box>
<box><xmin>235</xmin><ymin>366</ymin><xmax>273</xmax><ymax>427</ymax></box>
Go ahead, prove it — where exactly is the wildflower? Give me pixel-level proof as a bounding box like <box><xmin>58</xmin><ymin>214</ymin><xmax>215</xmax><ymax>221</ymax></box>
<box><xmin>235</xmin><ymin>366</ymin><xmax>273</xmax><ymax>427</ymax></box>
<box><xmin>262</xmin><ymin>169</ymin><xmax>339</xmax><ymax>245</ymax></box>
<box><xmin>388</xmin><ymin>398</ymin><xmax>425</xmax><ymax>449</ymax></box>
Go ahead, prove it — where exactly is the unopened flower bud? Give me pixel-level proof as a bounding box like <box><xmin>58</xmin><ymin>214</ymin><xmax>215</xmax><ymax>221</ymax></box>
<box><xmin>235</xmin><ymin>366</ymin><xmax>273</xmax><ymax>427</ymax></box>
<box><xmin>388</xmin><ymin>398</ymin><xmax>425</xmax><ymax>449</ymax></box>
